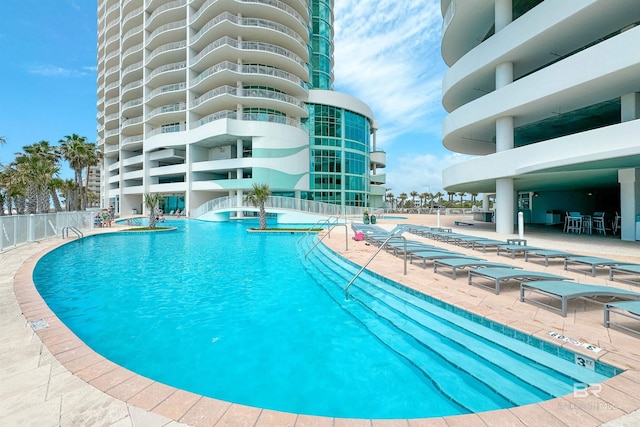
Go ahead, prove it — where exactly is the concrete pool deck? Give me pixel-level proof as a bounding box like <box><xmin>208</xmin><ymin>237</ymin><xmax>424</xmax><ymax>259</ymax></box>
<box><xmin>2</xmin><ymin>214</ymin><xmax>640</xmax><ymax>426</ymax></box>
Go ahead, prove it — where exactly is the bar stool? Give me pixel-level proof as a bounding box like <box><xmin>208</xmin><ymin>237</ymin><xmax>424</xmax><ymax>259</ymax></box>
<box><xmin>613</xmin><ymin>212</ymin><xmax>621</xmax><ymax>235</ymax></box>
<box><xmin>565</xmin><ymin>212</ymin><xmax>582</xmax><ymax>234</ymax></box>
<box><xmin>581</xmin><ymin>215</ymin><xmax>592</xmax><ymax>234</ymax></box>
<box><xmin>592</xmin><ymin>212</ymin><xmax>606</xmax><ymax>235</ymax></box>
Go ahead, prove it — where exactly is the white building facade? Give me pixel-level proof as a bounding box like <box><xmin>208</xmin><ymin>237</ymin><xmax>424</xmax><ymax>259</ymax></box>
<box><xmin>97</xmin><ymin>0</ymin><xmax>384</xmax><ymax>217</ymax></box>
<box><xmin>440</xmin><ymin>0</ymin><xmax>640</xmax><ymax>240</ymax></box>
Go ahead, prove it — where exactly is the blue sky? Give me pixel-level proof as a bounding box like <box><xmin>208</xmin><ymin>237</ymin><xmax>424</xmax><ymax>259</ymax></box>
<box><xmin>0</xmin><ymin>0</ymin><xmax>462</xmax><ymax>196</ymax></box>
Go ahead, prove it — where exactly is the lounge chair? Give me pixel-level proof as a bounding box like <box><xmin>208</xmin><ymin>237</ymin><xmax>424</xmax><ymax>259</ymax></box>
<box><xmin>447</xmin><ymin>235</ymin><xmax>491</xmax><ymax>248</ymax></box>
<box><xmin>609</xmin><ymin>264</ymin><xmax>640</xmax><ymax>286</ymax></box>
<box><xmin>524</xmin><ymin>249</ymin><xmax>575</xmax><ymax>267</ymax></box>
<box><xmin>468</xmin><ymin>267</ymin><xmax>570</xmax><ymax>295</ymax></box>
<box><xmin>434</xmin><ymin>258</ymin><xmax>519</xmax><ymax>280</ymax></box>
<box><xmin>496</xmin><ymin>244</ymin><xmax>540</xmax><ymax>259</ymax></box>
<box><xmin>520</xmin><ymin>280</ymin><xmax>640</xmax><ymax>317</ymax></box>
<box><xmin>563</xmin><ymin>256</ymin><xmax>621</xmax><ymax>277</ymax></box>
<box><xmin>409</xmin><ymin>250</ymin><xmax>474</xmax><ymax>268</ymax></box>
<box><xmin>604</xmin><ymin>301</ymin><xmax>640</xmax><ymax>336</ymax></box>
<box><xmin>470</xmin><ymin>239</ymin><xmax>509</xmax><ymax>252</ymax></box>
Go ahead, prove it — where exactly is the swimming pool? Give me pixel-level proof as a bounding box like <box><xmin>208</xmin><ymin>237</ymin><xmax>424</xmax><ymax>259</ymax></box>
<box><xmin>33</xmin><ymin>219</ymin><xmax>614</xmax><ymax>419</ymax></box>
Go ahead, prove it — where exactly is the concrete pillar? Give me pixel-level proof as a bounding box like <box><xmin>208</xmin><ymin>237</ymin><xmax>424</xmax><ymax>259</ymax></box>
<box><xmin>496</xmin><ymin>62</ymin><xmax>513</xmax><ymax>89</ymax></box>
<box><xmin>618</xmin><ymin>168</ymin><xmax>640</xmax><ymax>241</ymax></box>
<box><xmin>496</xmin><ymin>116</ymin><xmax>514</xmax><ymax>152</ymax></box>
<box><xmin>482</xmin><ymin>194</ymin><xmax>490</xmax><ymax>211</ymax></box>
<box><xmin>621</xmin><ymin>92</ymin><xmax>640</xmax><ymax>122</ymax></box>
<box><xmin>496</xmin><ymin>178</ymin><xmax>514</xmax><ymax>234</ymax></box>
<box><xmin>495</xmin><ymin>0</ymin><xmax>512</xmax><ymax>32</ymax></box>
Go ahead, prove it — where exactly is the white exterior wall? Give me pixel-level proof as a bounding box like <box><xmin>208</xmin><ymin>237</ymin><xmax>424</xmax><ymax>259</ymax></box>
<box><xmin>440</xmin><ymin>0</ymin><xmax>640</xmax><ymax>239</ymax></box>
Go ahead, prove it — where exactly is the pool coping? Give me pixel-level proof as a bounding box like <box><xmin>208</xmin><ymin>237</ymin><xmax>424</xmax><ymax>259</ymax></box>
<box><xmin>7</xmin><ymin>229</ymin><xmax>640</xmax><ymax>426</ymax></box>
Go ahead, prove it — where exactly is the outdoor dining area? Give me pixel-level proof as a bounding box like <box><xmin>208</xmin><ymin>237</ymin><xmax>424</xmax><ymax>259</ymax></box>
<box><xmin>564</xmin><ymin>211</ymin><xmax>621</xmax><ymax>235</ymax></box>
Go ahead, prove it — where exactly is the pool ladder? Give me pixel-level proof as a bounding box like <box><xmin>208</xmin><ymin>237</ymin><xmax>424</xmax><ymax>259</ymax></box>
<box><xmin>345</xmin><ymin>231</ymin><xmax>408</xmax><ymax>301</ymax></box>
<box><xmin>62</xmin><ymin>226</ymin><xmax>84</xmax><ymax>240</ymax></box>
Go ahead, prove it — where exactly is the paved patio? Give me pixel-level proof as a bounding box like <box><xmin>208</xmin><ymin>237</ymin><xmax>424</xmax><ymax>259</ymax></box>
<box><xmin>2</xmin><ymin>215</ymin><xmax>640</xmax><ymax>426</ymax></box>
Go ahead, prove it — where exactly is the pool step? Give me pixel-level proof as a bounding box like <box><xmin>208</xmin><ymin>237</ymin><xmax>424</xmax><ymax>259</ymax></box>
<box><xmin>300</xmin><ymin>240</ymin><xmax>608</xmax><ymax>408</ymax></box>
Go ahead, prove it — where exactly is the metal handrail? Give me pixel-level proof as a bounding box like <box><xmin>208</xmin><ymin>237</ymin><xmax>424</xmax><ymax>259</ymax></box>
<box><xmin>345</xmin><ymin>230</ymin><xmax>409</xmax><ymax>301</ymax></box>
<box><xmin>297</xmin><ymin>215</ymin><xmax>340</xmax><ymax>243</ymax></box>
<box><xmin>62</xmin><ymin>226</ymin><xmax>84</xmax><ymax>240</ymax></box>
<box><xmin>304</xmin><ymin>222</ymin><xmax>348</xmax><ymax>259</ymax></box>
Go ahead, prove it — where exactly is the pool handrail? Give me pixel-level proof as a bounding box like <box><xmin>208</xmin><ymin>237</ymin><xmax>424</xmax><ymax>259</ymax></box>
<box><xmin>297</xmin><ymin>215</ymin><xmax>340</xmax><ymax>243</ymax></box>
<box><xmin>345</xmin><ymin>227</ymin><xmax>409</xmax><ymax>301</ymax></box>
<box><xmin>304</xmin><ymin>220</ymin><xmax>348</xmax><ymax>259</ymax></box>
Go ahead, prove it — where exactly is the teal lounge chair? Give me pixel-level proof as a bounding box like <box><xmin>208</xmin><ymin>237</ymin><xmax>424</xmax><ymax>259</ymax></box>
<box><xmin>524</xmin><ymin>249</ymin><xmax>575</xmax><ymax>267</ymax></box>
<box><xmin>520</xmin><ymin>280</ymin><xmax>640</xmax><ymax>317</ymax></box>
<box><xmin>604</xmin><ymin>301</ymin><xmax>640</xmax><ymax>336</ymax></box>
<box><xmin>609</xmin><ymin>264</ymin><xmax>640</xmax><ymax>286</ymax></box>
<box><xmin>564</xmin><ymin>256</ymin><xmax>621</xmax><ymax>277</ymax></box>
<box><xmin>434</xmin><ymin>258</ymin><xmax>519</xmax><ymax>280</ymax></box>
<box><xmin>468</xmin><ymin>267</ymin><xmax>570</xmax><ymax>295</ymax></box>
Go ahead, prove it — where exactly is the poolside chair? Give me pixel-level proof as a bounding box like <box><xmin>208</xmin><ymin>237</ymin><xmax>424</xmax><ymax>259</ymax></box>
<box><xmin>496</xmin><ymin>244</ymin><xmax>540</xmax><ymax>259</ymax></box>
<box><xmin>408</xmin><ymin>250</ymin><xmax>473</xmax><ymax>268</ymax></box>
<box><xmin>524</xmin><ymin>249</ymin><xmax>576</xmax><ymax>267</ymax></box>
<box><xmin>564</xmin><ymin>212</ymin><xmax>582</xmax><ymax>234</ymax></box>
<box><xmin>520</xmin><ymin>280</ymin><xmax>640</xmax><ymax>317</ymax></box>
<box><xmin>609</xmin><ymin>264</ymin><xmax>640</xmax><ymax>286</ymax></box>
<box><xmin>592</xmin><ymin>212</ymin><xmax>606</xmax><ymax>235</ymax></box>
<box><xmin>564</xmin><ymin>256</ymin><xmax>621</xmax><ymax>277</ymax></box>
<box><xmin>434</xmin><ymin>258</ymin><xmax>519</xmax><ymax>280</ymax></box>
<box><xmin>604</xmin><ymin>301</ymin><xmax>640</xmax><ymax>336</ymax></box>
<box><xmin>612</xmin><ymin>212</ymin><xmax>621</xmax><ymax>235</ymax></box>
<box><xmin>470</xmin><ymin>239</ymin><xmax>509</xmax><ymax>253</ymax></box>
<box><xmin>468</xmin><ymin>267</ymin><xmax>571</xmax><ymax>295</ymax></box>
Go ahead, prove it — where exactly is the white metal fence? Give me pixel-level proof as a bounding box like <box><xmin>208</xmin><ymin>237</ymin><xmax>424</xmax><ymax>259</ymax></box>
<box><xmin>0</xmin><ymin>212</ymin><xmax>95</xmax><ymax>252</ymax></box>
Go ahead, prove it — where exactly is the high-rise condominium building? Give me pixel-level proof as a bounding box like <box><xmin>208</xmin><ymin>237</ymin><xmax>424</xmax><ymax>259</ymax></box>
<box><xmin>440</xmin><ymin>0</ymin><xmax>640</xmax><ymax>241</ymax></box>
<box><xmin>97</xmin><ymin>0</ymin><xmax>384</xmax><ymax>217</ymax></box>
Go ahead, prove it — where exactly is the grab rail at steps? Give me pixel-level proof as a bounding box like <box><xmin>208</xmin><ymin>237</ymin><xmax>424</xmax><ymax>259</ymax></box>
<box><xmin>345</xmin><ymin>233</ymin><xmax>408</xmax><ymax>301</ymax></box>
<box><xmin>304</xmin><ymin>222</ymin><xmax>348</xmax><ymax>259</ymax></box>
<box><xmin>62</xmin><ymin>226</ymin><xmax>84</xmax><ymax>240</ymax></box>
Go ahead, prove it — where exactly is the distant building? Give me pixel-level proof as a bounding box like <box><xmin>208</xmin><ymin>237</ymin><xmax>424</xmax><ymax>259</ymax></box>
<box><xmin>440</xmin><ymin>0</ymin><xmax>640</xmax><ymax>240</ymax></box>
<box><xmin>96</xmin><ymin>0</ymin><xmax>385</xmax><ymax>217</ymax></box>
<box><xmin>85</xmin><ymin>165</ymin><xmax>101</xmax><ymax>207</ymax></box>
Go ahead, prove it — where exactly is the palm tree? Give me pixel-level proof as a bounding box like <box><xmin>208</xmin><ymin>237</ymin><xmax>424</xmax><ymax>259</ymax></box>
<box><xmin>17</xmin><ymin>140</ymin><xmax>61</xmax><ymax>213</ymax></box>
<box><xmin>48</xmin><ymin>178</ymin><xmax>64</xmax><ymax>212</ymax></box>
<box><xmin>144</xmin><ymin>193</ymin><xmax>164</xmax><ymax>229</ymax></box>
<box><xmin>61</xmin><ymin>179</ymin><xmax>79</xmax><ymax>211</ymax></box>
<box><xmin>245</xmin><ymin>183</ymin><xmax>271</xmax><ymax>229</ymax></box>
<box><xmin>398</xmin><ymin>193</ymin><xmax>408</xmax><ymax>211</ymax></box>
<box><xmin>59</xmin><ymin>134</ymin><xmax>89</xmax><ymax>210</ymax></box>
<box><xmin>457</xmin><ymin>192</ymin><xmax>466</xmax><ymax>206</ymax></box>
<box><xmin>385</xmin><ymin>191</ymin><xmax>395</xmax><ymax>211</ymax></box>
<box><xmin>410</xmin><ymin>191</ymin><xmax>419</xmax><ymax>208</ymax></box>
<box><xmin>434</xmin><ymin>191</ymin><xmax>444</xmax><ymax>207</ymax></box>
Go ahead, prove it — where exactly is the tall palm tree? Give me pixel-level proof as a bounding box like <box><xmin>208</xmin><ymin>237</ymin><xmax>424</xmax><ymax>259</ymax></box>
<box><xmin>18</xmin><ymin>140</ymin><xmax>61</xmax><ymax>213</ymax></box>
<box><xmin>245</xmin><ymin>183</ymin><xmax>271</xmax><ymax>229</ymax></box>
<box><xmin>59</xmin><ymin>134</ymin><xmax>88</xmax><ymax>210</ymax></box>
<box><xmin>385</xmin><ymin>191</ymin><xmax>395</xmax><ymax>211</ymax></box>
<box><xmin>410</xmin><ymin>191</ymin><xmax>419</xmax><ymax>208</ymax></box>
<box><xmin>48</xmin><ymin>177</ymin><xmax>64</xmax><ymax>212</ymax></box>
<box><xmin>398</xmin><ymin>193</ymin><xmax>408</xmax><ymax>211</ymax></box>
<box><xmin>144</xmin><ymin>193</ymin><xmax>164</xmax><ymax>229</ymax></box>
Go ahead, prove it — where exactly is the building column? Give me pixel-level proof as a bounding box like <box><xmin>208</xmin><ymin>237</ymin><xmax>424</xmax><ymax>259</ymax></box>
<box><xmin>621</xmin><ymin>92</ymin><xmax>640</xmax><ymax>121</ymax></box>
<box><xmin>495</xmin><ymin>0</ymin><xmax>512</xmax><ymax>32</ymax></box>
<box><xmin>495</xmin><ymin>116</ymin><xmax>514</xmax><ymax>152</ymax></box>
<box><xmin>496</xmin><ymin>178</ymin><xmax>514</xmax><ymax>234</ymax></box>
<box><xmin>618</xmin><ymin>168</ymin><xmax>640</xmax><ymax>241</ymax></box>
<box><xmin>482</xmin><ymin>194</ymin><xmax>491</xmax><ymax>211</ymax></box>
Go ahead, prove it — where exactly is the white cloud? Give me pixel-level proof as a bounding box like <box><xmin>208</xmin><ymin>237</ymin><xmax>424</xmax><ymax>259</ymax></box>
<box><xmin>334</xmin><ymin>0</ymin><xmax>446</xmax><ymax>146</ymax></box>
<box><xmin>27</xmin><ymin>64</ymin><xmax>89</xmax><ymax>77</ymax></box>
<box><xmin>385</xmin><ymin>152</ymin><xmax>471</xmax><ymax>196</ymax></box>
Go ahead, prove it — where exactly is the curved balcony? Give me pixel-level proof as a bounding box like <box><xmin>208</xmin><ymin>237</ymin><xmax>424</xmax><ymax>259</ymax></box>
<box><xmin>121</xmin><ymin>79</ymin><xmax>143</xmax><ymax>101</ymax></box>
<box><xmin>121</xmin><ymin>97</ymin><xmax>143</xmax><ymax>116</ymax></box>
<box><xmin>147</xmin><ymin>0</ymin><xmax>186</xmax><ymax>29</ymax></box>
<box><xmin>121</xmin><ymin>42</ymin><xmax>143</xmax><ymax>68</ymax></box>
<box><xmin>104</xmin><ymin>112</ymin><xmax>119</xmax><ymax>126</ymax></box>
<box><xmin>190</xmin><ymin>12</ymin><xmax>307</xmax><ymax>59</ymax></box>
<box><xmin>146</xmin><ymin>61</ymin><xmax>186</xmax><ymax>87</ymax></box>
<box><xmin>121</xmin><ymin>5</ymin><xmax>143</xmax><ymax>31</ymax></box>
<box><xmin>190</xmin><ymin>85</ymin><xmax>305</xmax><ymax>117</ymax></box>
<box><xmin>191</xmin><ymin>0</ymin><xmax>308</xmax><ymax>42</ymax></box>
<box><xmin>442</xmin><ymin>25</ymin><xmax>640</xmax><ymax>155</ymax></box>
<box><xmin>145</xmin><ymin>102</ymin><xmax>186</xmax><ymax>125</ymax></box>
<box><xmin>121</xmin><ymin>60</ymin><xmax>143</xmax><ymax>83</ymax></box>
<box><xmin>442</xmin><ymin>1</ymin><xmax>640</xmax><ymax>113</ymax></box>
<box><xmin>369</xmin><ymin>151</ymin><xmax>386</xmax><ymax>168</ymax></box>
<box><xmin>145</xmin><ymin>40</ymin><xmax>186</xmax><ymax>69</ymax></box>
<box><xmin>146</xmin><ymin>19</ymin><xmax>187</xmax><ymax>52</ymax></box>
<box><xmin>146</xmin><ymin>82</ymin><xmax>187</xmax><ymax>104</ymax></box>
<box><xmin>121</xmin><ymin>134</ymin><xmax>143</xmax><ymax>150</ymax></box>
<box><xmin>191</xmin><ymin>36</ymin><xmax>308</xmax><ymax>80</ymax></box>
<box><xmin>191</xmin><ymin>61</ymin><xmax>307</xmax><ymax>98</ymax></box>
<box><xmin>121</xmin><ymin>115</ymin><xmax>144</xmax><ymax>133</ymax></box>
<box><xmin>441</xmin><ymin>0</ymin><xmax>494</xmax><ymax>67</ymax></box>
<box><xmin>122</xmin><ymin>24</ymin><xmax>143</xmax><ymax>45</ymax></box>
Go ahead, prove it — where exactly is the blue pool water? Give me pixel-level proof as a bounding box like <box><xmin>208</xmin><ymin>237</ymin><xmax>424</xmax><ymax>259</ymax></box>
<box><xmin>33</xmin><ymin>219</ymin><xmax>611</xmax><ymax>419</ymax></box>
